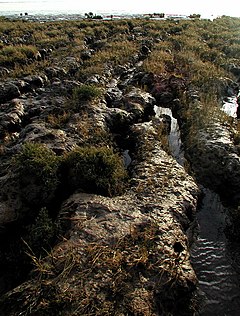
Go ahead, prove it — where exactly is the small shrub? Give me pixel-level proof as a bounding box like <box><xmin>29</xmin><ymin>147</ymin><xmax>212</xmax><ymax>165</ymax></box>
<box><xmin>224</xmin><ymin>43</ymin><xmax>240</xmax><ymax>59</ymax></box>
<box><xmin>73</xmin><ymin>84</ymin><xmax>102</xmax><ymax>102</ymax></box>
<box><xmin>63</xmin><ymin>146</ymin><xmax>128</xmax><ymax>196</ymax></box>
<box><xmin>19</xmin><ymin>45</ymin><xmax>39</xmax><ymax>59</ymax></box>
<box><xmin>27</xmin><ymin>207</ymin><xmax>57</xmax><ymax>253</ymax></box>
<box><xmin>71</xmin><ymin>84</ymin><xmax>103</xmax><ymax>112</ymax></box>
<box><xmin>14</xmin><ymin>142</ymin><xmax>60</xmax><ymax>206</ymax></box>
<box><xmin>77</xmin><ymin>64</ymin><xmax>105</xmax><ymax>80</ymax></box>
<box><xmin>142</xmin><ymin>50</ymin><xmax>173</xmax><ymax>75</ymax></box>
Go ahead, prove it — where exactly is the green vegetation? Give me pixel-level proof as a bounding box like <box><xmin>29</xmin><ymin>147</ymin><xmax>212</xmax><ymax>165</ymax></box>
<box><xmin>63</xmin><ymin>146</ymin><xmax>128</xmax><ymax>196</ymax></box>
<box><xmin>0</xmin><ymin>45</ymin><xmax>38</xmax><ymax>66</ymax></box>
<box><xmin>14</xmin><ymin>142</ymin><xmax>60</xmax><ymax>207</ymax></box>
<box><xmin>73</xmin><ymin>84</ymin><xmax>102</xmax><ymax>102</ymax></box>
<box><xmin>14</xmin><ymin>142</ymin><xmax>127</xmax><ymax>203</ymax></box>
<box><xmin>0</xmin><ymin>16</ymin><xmax>238</xmax><ymax>96</ymax></box>
<box><xmin>142</xmin><ymin>44</ymin><xmax>174</xmax><ymax>75</ymax></box>
<box><xmin>26</xmin><ymin>207</ymin><xmax>58</xmax><ymax>253</ymax></box>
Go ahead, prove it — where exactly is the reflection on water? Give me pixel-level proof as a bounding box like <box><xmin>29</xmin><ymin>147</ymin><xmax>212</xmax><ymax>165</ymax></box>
<box><xmin>222</xmin><ymin>96</ymin><xmax>238</xmax><ymax>118</ymax></box>
<box><xmin>154</xmin><ymin>106</ymin><xmax>185</xmax><ymax>166</ymax></box>
<box><xmin>123</xmin><ymin>149</ymin><xmax>132</xmax><ymax>168</ymax></box>
<box><xmin>191</xmin><ymin>189</ymin><xmax>240</xmax><ymax>316</ymax></box>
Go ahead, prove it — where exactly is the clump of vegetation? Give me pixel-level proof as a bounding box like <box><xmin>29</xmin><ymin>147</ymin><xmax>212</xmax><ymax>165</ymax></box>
<box><xmin>26</xmin><ymin>207</ymin><xmax>58</xmax><ymax>254</ymax></box>
<box><xmin>0</xmin><ymin>45</ymin><xmax>39</xmax><ymax>67</ymax></box>
<box><xmin>46</xmin><ymin>111</ymin><xmax>70</xmax><ymax>129</ymax></box>
<box><xmin>77</xmin><ymin>38</ymin><xmax>137</xmax><ymax>79</ymax></box>
<box><xmin>63</xmin><ymin>146</ymin><xmax>128</xmax><ymax>196</ymax></box>
<box><xmin>72</xmin><ymin>84</ymin><xmax>102</xmax><ymax>102</ymax></box>
<box><xmin>71</xmin><ymin>84</ymin><xmax>103</xmax><ymax>111</ymax></box>
<box><xmin>142</xmin><ymin>47</ymin><xmax>174</xmax><ymax>75</ymax></box>
<box><xmin>14</xmin><ymin>142</ymin><xmax>60</xmax><ymax>207</ymax></box>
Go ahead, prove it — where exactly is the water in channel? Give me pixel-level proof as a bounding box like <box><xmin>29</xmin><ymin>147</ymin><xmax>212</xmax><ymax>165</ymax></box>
<box><xmin>222</xmin><ymin>95</ymin><xmax>239</xmax><ymax>118</ymax></box>
<box><xmin>191</xmin><ymin>189</ymin><xmax>240</xmax><ymax>315</ymax></box>
<box><xmin>154</xmin><ymin>106</ymin><xmax>185</xmax><ymax>166</ymax></box>
<box><xmin>155</xmin><ymin>105</ymin><xmax>240</xmax><ymax>315</ymax></box>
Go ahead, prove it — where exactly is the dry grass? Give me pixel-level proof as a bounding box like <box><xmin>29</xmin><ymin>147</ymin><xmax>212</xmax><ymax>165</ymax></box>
<box><xmin>2</xmin><ymin>220</ymin><xmax>189</xmax><ymax>316</ymax></box>
<box><xmin>142</xmin><ymin>49</ymin><xmax>174</xmax><ymax>75</ymax></box>
<box><xmin>78</xmin><ymin>39</ymin><xmax>138</xmax><ymax>79</ymax></box>
<box><xmin>46</xmin><ymin>111</ymin><xmax>71</xmax><ymax>129</ymax></box>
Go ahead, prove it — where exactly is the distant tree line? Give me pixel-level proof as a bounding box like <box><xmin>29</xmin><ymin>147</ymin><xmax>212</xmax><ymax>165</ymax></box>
<box><xmin>149</xmin><ymin>13</ymin><xmax>165</xmax><ymax>18</ymax></box>
<box><xmin>189</xmin><ymin>13</ymin><xmax>201</xmax><ymax>19</ymax></box>
<box><xmin>84</xmin><ymin>12</ymin><xmax>103</xmax><ymax>19</ymax></box>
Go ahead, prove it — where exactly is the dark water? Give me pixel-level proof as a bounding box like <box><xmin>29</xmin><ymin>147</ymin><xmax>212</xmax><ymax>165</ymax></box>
<box><xmin>191</xmin><ymin>189</ymin><xmax>240</xmax><ymax>316</ymax></box>
<box><xmin>190</xmin><ymin>91</ymin><xmax>240</xmax><ymax>315</ymax></box>
<box><xmin>156</xmin><ymin>105</ymin><xmax>240</xmax><ymax>315</ymax></box>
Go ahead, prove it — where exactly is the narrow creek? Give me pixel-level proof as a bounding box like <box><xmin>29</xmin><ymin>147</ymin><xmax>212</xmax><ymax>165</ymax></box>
<box><xmin>155</xmin><ymin>105</ymin><xmax>240</xmax><ymax>315</ymax></box>
<box><xmin>222</xmin><ymin>94</ymin><xmax>239</xmax><ymax>118</ymax></box>
<box><xmin>191</xmin><ymin>189</ymin><xmax>240</xmax><ymax>315</ymax></box>
<box><xmin>154</xmin><ymin>106</ymin><xmax>185</xmax><ymax>166</ymax></box>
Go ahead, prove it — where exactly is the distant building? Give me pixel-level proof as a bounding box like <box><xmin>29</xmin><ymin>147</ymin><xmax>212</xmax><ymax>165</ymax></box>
<box><xmin>143</xmin><ymin>13</ymin><xmax>165</xmax><ymax>19</ymax></box>
<box><xmin>166</xmin><ymin>14</ymin><xmax>189</xmax><ymax>20</ymax></box>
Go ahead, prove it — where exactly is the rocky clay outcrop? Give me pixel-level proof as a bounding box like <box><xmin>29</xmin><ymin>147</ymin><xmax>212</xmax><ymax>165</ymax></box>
<box><xmin>0</xmin><ymin>118</ymin><xmax>199</xmax><ymax>316</ymax></box>
<box><xmin>0</xmin><ymin>56</ymin><xmax>201</xmax><ymax>315</ymax></box>
<box><xmin>172</xmin><ymin>87</ymin><xmax>240</xmax><ymax>205</ymax></box>
<box><xmin>1</xmin><ymin>46</ymin><xmax>240</xmax><ymax>312</ymax></box>
<box><xmin>1</xmin><ymin>16</ymin><xmax>240</xmax><ymax>315</ymax></box>
<box><xmin>186</xmin><ymin>120</ymin><xmax>240</xmax><ymax>203</ymax></box>
<box><xmin>0</xmin><ymin>82</ymin><xmax>21</xmax><ymax>103</ymax></box>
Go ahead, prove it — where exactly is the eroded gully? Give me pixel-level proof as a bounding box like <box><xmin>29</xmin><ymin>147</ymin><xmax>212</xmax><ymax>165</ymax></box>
<box><xmin>155</xmin><ymin>105</ymin><xmax>240</xmax><ymax>316</ymax></box>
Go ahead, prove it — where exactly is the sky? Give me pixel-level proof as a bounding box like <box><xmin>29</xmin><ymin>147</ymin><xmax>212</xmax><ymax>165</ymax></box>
<box><xmin>0</xmin><ymin>0</ymin><xmax>240</xmax><ymax>18</ymax></box>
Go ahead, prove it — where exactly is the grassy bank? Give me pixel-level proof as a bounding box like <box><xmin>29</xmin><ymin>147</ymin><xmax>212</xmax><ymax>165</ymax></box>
<box><xmin>0</xmin><ymin>14</ymin><xmax>240</xmax><ymax>315</ymax></box>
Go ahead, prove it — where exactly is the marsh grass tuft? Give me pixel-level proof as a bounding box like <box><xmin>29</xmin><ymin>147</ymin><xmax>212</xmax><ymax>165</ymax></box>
<box><xmin>26</xmin><ymin>207</ymin><xmax>58</xmax><ymax>254</ymax></box>
<box><xmin>14</xmin><ymin>142</ymin><xmax>61</xmax><ymax>207</ymax></box>
<box><xmin>71</xmin><ymin>84</ymin><xmax>103</xmax><ymax>111</ymax></box>
<box><xmin>73</xmin><ymin>84</ymin><xmax>102</xmax><ymax>102</ymax></box>
<box><xmin>63</xmin><ymin>145</ymin><xmax>128</xmax><ymax>196</ymax></box>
